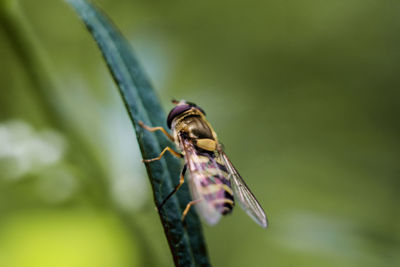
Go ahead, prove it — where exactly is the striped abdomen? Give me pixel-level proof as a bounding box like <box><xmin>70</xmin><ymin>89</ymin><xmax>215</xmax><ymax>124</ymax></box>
<box><xmin>201</xmin><ymin>175</ymin><xmax>234</xmax><ymax>215</ymax></box>
<box><xmin>191</xmin><ymin>152</ymin><xmax>235</xmax><ymax>215</ymax></box>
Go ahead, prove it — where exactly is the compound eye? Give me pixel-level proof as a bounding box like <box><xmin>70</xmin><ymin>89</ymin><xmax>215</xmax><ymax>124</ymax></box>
<box><xmin>186</xmin><ymin>101</ymin><xmax>206</xmax><ymax>116</ymax></box>
<box><xmin>167</xmin><ymin>104</ymin><xmax>191</xmax><ymax>128</ymax></box>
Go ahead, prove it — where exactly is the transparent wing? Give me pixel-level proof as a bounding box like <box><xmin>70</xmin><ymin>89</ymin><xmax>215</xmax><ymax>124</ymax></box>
<box><xmin>221</xmin><ymin>153</ymin><xmax>268</xmax><ymax>228</ymax></box>
<box><xmin>179</xmin><ymin>136</ymin><xmax>222</xmax><ymax>225</ymax></box>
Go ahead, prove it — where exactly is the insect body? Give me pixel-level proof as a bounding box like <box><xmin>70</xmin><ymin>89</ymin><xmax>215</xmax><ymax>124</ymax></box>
<box><xmin>140</xmin><ymin>100</ymin><xmax>268</xmax><ymax>228</ymax></box>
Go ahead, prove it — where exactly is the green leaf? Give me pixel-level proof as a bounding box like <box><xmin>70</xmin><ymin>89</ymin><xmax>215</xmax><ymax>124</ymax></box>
<box><xmin>66</xmin><ymin>0</ymin><xmax>211</xmax><ymax>266</ymax></box>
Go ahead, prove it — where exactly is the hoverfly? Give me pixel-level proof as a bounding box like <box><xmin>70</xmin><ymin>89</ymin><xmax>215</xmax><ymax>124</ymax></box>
<box><xmin>139</xmin><ymin>100</ymin><xmax>268</xmax><ymax>228</ymax></box>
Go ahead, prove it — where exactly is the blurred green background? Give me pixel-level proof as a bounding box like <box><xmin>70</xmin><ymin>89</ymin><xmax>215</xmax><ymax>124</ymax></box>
<box><xmin>1</xmin><ymin>0</ymin><xmax>399</xmax><ymax>266</ymax></box>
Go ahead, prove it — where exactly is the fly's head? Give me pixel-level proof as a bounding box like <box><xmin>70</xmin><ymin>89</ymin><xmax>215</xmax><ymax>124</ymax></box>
<box><xmin>167</xmin><ymin>99</ymin><xmax>206</xmax><ymax>129</ymax></box>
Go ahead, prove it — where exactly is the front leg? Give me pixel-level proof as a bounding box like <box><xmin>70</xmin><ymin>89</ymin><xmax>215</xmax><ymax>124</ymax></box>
<box><xmin>139</xmin><ymin>121</ymin><xmax>174</xmax><ymax>141</ymax></box>
<box><xmin>142</xmin><ymin>146</ymin><xmax>183</xmax><ymax>163</ymax></box>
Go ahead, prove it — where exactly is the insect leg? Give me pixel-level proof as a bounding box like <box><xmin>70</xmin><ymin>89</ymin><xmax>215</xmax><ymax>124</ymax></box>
<box><xmin>157</xmin><ymin>164</ymin><xmax>187</xmax><ymax>210</ymax></box>
<box><xmin>181</xmin><ymin>199</ymin><xmax>202</xmax><ymax>222</ymax></box>
<box><xmin>138</xmin><ymin>121</ymin><xmax>174</xmax><ymax>141</ymax></box>
<box><xmin>142</xmin><ymin>147</ymin><xmax>183</xmax><ymax>163</ymax></box>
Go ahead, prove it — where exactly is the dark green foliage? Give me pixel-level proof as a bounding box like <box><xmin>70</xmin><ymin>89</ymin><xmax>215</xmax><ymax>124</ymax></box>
<box><xmin>67</xmin><ymin>0</ymin><xmax>211</xmax><ymax>266</ymax></box>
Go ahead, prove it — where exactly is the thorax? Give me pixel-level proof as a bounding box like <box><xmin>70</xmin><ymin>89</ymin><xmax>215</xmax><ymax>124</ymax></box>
<box><xmin>172</xmin><ymin>114</ymin><xmax>219</xmax><ymax>148</ymax></box>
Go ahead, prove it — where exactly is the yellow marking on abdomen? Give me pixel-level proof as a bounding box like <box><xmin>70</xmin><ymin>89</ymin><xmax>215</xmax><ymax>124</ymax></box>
<box><xmin>200</xmin><ymin>184</ymin><xmax>233</xmax><ymax>195</ymax></box>
<box><xmin>215</xmin><ymin>157</ymin><xmax>224</xmax><ymax>166</ymax></box>
<box><xmin>222</xmin><ymin>206</ymin><xmax>232</xmax><ymax>212</ymax></box>
<box><xmin>212</xmin><ymin>198</ymin><xmax>234</xmax><ymax>205</ymax></box>
<box><xmin>191</xmin><ymin>159</ymin><xmax>228</xmax><ymax>176</ymax></box>
<box><xmin>193</xmin><ymin>155</ymin><xmax>209</xmax><ymax>163</ymax></box>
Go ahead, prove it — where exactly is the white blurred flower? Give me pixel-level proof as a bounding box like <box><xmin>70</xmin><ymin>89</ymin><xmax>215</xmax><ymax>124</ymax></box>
<box><xmin>0</xmin><ymin>120</ymin><xmax>66</xmax><ymax>180</ymax></box>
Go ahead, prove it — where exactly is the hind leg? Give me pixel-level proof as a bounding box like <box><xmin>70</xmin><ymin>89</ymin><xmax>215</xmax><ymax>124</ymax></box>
<box><xmin>181</xmin><ymin>199</ymin><xmax>202</xmax><ymax>221</ymax></box>
<box><xmin>157</xmin><ymin>165</ymin><xmax>187</xmax><ymax>210</ymax></box>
